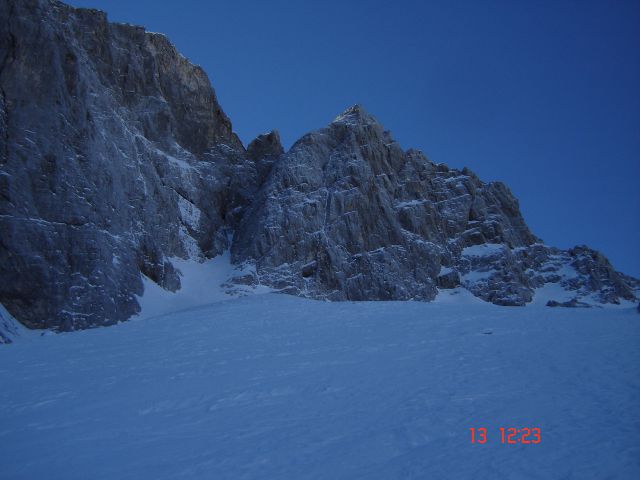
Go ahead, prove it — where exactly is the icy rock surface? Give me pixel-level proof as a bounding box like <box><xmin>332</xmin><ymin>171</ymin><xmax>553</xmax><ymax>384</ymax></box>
<box><xmin>0</xmin><ymin>1</ymin><xmax>637</xmax><ymax>332</ymax></box>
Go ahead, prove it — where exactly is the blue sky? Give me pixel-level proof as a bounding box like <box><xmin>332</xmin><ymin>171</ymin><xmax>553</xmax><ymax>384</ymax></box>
<box><xmin>68</xmin><ymin>0</ymin><xmax>640</xmax><ymax>277</ymax></box>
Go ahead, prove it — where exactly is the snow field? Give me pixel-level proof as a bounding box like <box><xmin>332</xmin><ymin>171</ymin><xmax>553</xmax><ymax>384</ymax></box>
<box><xmin>1</xmin><ymin>290</ymin><xmax>638</xmax><ymax>479</ymax></box>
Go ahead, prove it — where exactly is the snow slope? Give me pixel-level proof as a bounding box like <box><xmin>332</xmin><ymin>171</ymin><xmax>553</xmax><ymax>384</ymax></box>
<box><xmin>135</xmin><ymin>252</ymin><xmax>271</xmax><ymax>320</ymax></box>
<box><xmin>1</xmin><ymin>290</ymin><xmax>638</xmax><ymax>479</ymax></box>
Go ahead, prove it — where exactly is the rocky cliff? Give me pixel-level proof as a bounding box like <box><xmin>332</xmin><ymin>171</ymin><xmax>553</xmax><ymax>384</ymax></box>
<box><xmin>0</xmin><ymin>0</ymin><xmax>259</xmax><ymax>330</ymax></box>
<box><xmin>231</xmin><ymin>106</ymin><xmax>638</xmax><ymax>306</ymax></box>
<box><xmin>1</xmin><ymin>0</ymin><xmax>637</xmax><ymax>332</ymax></box>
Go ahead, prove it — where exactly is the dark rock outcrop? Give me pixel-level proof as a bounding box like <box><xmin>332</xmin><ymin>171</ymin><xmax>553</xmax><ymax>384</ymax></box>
<box><xmin>247</xmin><ymin>130</ymin><xmax>283</xmax><ymax>185</ymax></box>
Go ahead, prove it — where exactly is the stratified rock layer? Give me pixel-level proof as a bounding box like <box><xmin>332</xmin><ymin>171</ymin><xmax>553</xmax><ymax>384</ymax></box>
<box><xmin>0</xmin><ymin>1</ymin><xmax>637</xmax><ymax>332</ymax></box>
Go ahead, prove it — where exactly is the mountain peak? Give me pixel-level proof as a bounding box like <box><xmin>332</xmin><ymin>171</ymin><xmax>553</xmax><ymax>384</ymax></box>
<box><xmin>247</xmin><ymin>130</ymin><xmax>283</xmax><ymax>161</ymax></box>
<box><xmin>332</xmin><ymin>104</ymin><xmax>379</xmax><ymax>126</ymax></box>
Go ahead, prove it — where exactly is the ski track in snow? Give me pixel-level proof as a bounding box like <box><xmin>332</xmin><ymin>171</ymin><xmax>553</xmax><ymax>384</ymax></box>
<box><xmin>1</xmin><ymin>291</ymin><xmax>639</xmax><ymax>479</ymax></box>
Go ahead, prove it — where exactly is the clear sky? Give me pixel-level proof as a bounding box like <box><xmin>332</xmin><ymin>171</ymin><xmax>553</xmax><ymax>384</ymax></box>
<box><xmin>67</xmin><ymin>0</ymin><xmax>640</xmax><ymax>277</ymax></box>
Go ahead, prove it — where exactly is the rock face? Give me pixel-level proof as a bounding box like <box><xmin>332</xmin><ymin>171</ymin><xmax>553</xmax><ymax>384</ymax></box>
<box><xmin>232</xmin><ymin>106</ymin><xmax>536</xmax><ymax>301</ymax></box>
<box><xmin>0</xmin><ymin>0</ymin><xmax>260</xmax><ymax>330</ymax></box>
<box><xmin>232</xmin><ymin>106</ymin><xmax>638</xmax><ymax>306</ymax></box>
<box><xmin>0</xmin><ymin>0</ymin><xmax>637</xmax><ymax>332</ymax></box>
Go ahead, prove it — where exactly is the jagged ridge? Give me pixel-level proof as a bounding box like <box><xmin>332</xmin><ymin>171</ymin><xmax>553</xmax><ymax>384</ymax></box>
<box><xmin>0</xmin><ymin>0</ymin><xmax>637</xmax><ymax>332</ymax></box>
<box><xmin>231</xmin><ymin>105</ymin><xmax>637</xmax><ymax>306</ymax></box>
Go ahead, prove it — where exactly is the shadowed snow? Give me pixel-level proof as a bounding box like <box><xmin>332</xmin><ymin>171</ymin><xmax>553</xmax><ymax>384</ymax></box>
<box><xmin>1</xmin><ymin>292</ymin><xmax>638</xmax><ymax>479</ymax></box>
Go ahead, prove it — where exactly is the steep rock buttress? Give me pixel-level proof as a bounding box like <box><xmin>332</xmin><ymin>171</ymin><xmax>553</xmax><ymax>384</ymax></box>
<box><xmin>0</xmin><ymin>0</ymin><xmax>260</xmax><ymax>329</ymax></box>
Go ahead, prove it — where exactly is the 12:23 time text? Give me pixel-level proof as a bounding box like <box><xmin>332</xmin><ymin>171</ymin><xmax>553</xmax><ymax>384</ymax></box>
<box><xmin>470</xmin><ymin>427</ymin><xmax>541</xmax><ymax>444</ymax></box>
